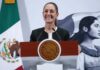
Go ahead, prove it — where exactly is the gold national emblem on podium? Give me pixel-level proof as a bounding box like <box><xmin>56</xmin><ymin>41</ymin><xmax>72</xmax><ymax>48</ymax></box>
<box><xmin>38</xmin><ymin>39</ymin><xmax>61</xmax><ymax>62</ymax></box>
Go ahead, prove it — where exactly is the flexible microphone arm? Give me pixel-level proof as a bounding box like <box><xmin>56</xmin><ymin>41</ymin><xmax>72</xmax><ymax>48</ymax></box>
<box><xmin>52</xmin><ymin>28</ymin><xmax>62</xmax><ymax>41</ymax></box>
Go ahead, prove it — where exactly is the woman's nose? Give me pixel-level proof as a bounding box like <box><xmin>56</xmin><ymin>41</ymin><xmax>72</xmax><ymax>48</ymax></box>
<box><xmin>47</xmin><ymin>11</ymin><xmax>51</xmax><ymax>15</ymax></box>
<box><xmin>98</xmin><ymin>27</ymin><xmax>100</xmax><ymax>32</ymax></box>
<box><xmin>98</xmin><ymin>29</ymin><xmax>100</xmax><ymax>32</ymax></box>
<box><xmin>98</xmin><ymin>25</ymin><xmax>100</xmax><ymax>31</ymax></box>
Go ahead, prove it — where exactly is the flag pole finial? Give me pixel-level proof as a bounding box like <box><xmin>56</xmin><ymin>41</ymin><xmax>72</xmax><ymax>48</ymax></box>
<box><xmin>5</xmin><ymin>0</ymin><xmax>15</xmax><ymax>4</ymax></box>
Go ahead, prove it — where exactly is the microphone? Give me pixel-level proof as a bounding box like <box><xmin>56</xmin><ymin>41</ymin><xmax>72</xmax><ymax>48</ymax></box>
<box><xmin>52</xmin><ymin>28</ymin><xmax>55</xmax><ymax>32</ymax></box>
<box><xmin>52</xmin><ymin>28</ymin><xmax>61</xmax><ymax>41</ymax></box>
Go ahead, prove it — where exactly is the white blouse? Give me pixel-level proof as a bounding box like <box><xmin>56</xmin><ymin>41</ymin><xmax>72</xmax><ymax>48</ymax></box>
<box><xmin>77</xmin><ymin>52</ymin><xmax>100</xmax><ymax>70</ymax></box>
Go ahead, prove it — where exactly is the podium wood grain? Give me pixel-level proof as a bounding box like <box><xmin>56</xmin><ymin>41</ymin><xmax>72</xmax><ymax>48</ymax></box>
<box><xmin>20</xmin><ymin>40</ymin><xmax>78</xmax><ymax>57</ymax></box>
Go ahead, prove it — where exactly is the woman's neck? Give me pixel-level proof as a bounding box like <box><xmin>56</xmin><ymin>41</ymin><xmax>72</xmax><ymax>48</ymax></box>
<box><xmin>82</xmin><ymin>34</ymin><xmax>94</xmax><ymax>45</ymax></box>
<box><xmin>44</xmin><ymin>23</ymin><xmax>56</xmax><ymax>33</ymax></box>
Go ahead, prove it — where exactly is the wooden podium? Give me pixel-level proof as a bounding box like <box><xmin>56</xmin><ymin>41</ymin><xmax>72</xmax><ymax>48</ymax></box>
<box><xmin>20</xmin><ymin>40</ymin><xmax>78</xmax><ymax>57</ymax></box>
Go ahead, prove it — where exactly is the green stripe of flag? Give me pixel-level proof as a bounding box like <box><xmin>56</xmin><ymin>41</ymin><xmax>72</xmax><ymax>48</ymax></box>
<box><xmin>0</xmin><ymin>0</ymin><xmax>20</xmax><ymax>34</ymax></box>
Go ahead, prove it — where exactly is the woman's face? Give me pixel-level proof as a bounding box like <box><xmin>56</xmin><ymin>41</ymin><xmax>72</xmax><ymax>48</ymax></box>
<box><xmin>88</xmin><ymin>19</ymin><xmax>100</xmax><ymax>39</ymax></box>
<box><xmin>43</xmin><ymin>4</ymin><xmax>58</xmax><ymax>24</ymax></box>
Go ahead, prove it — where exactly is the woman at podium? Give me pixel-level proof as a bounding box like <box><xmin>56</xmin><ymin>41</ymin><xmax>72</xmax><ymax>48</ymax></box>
<box><xmin>30</xmin><ymin>2</ymin><xmax>69</xmax><ymax>42</ymax></box>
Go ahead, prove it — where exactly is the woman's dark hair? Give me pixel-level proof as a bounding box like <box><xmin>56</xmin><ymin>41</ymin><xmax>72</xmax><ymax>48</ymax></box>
<box><xmin>72</xmin><ymin>16</ymin><xmax>97</xmax><ymax>44</ymax></box>
<box><xmin>43</xmin><ymin>2</ymin><xmax>58</xmax><ymax>26</ymax></box>
<box><xmin>43</xmin><ymin>2</ymin><xmax>58</xmax><ymax>13</ymax></box>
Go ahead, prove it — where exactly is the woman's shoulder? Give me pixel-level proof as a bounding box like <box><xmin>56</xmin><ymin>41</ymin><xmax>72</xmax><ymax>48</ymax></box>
<box><xmin>57</xmin><ymin>27</ymin><xmax>69</xmax><ymax>34</ymax></box>
<box><xmin>32</xmin><ymin>27</ymin><xmax>44</xmax><ymax>33</ymax></box>
<box><xmin>31</xmin><ymin>27</ymin><xmax>44</xmax><ymax>36</ymax></box>
<box><xmin>58</xmin><ymin>27</ymin><xmax>67</xmax><ymax>31</ymax></box>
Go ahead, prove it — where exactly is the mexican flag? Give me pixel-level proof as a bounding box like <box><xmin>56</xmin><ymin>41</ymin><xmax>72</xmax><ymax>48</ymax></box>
<box><xmin>0</xmin><ymin>0</ymin><xmax>23</xmax><ymax>42</ymax></box>
<box><xmin>0</xmin><ymin>0</ymin><xmax>23</xmax><ymax>70</ymax></box>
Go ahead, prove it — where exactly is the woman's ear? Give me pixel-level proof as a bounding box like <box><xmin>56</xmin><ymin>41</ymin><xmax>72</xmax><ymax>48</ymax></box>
<box><xmin>56</xmin><ymin>13</ymin><xmax>59</xmax><ymax>17</ymax></box>
<box><xmin>83</xmin><ymin>26</ymin><xmax>88</xmax><ymax>32</ymax></box>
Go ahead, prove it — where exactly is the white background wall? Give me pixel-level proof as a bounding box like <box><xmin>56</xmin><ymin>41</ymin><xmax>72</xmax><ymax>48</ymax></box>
<box><xmin>22</xmin><ymin>0</ymin><xmax>100</xmax><ymax>31</ymax></box>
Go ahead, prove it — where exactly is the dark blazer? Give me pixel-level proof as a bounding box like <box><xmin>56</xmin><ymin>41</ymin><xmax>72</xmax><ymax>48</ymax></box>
<box><xmin>30</xmin><ymin>27</ymin><xmax>69</xmax><ymax>42</ymax></box>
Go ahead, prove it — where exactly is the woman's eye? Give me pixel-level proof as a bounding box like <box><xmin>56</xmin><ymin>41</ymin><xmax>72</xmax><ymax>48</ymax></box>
<box><xmin>44</xmin><ymin>9</ymin><xmax>55</xmax><ymax>13</ymax></box>
<box><xmin>95</xmin><ymin>24</ymin><xmax>99</xmax><ymax>27</ymax></box>
<box><xmin>94</xmin><ymin>24</ymin><xmax>99</xmax><ymax>27</ymax></box>
<box><xmin>50</xmin><ymin>10</ymin><xmax>54</xmax><ymax>13</ymax></box>
<box><xmin>45</xmin><ymin>10</ymin><xmax>48</xmax><ymax>13</ymax></box>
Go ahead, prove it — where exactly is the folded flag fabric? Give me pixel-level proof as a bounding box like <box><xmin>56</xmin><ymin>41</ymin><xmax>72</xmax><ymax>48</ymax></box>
<box><xmin>0</xmin><ymin>0</ymin><xmax>23</xmax><ymax>41</ymax></box>
<box><xmin>16</xmin><ymin>65</ymin><xmax>24</xmax><ymax>70</ymax></box>
<box><xmin>0</xmin><ymin>0</ymin><xmax>24</xmax><ymax>69</ymax></box>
